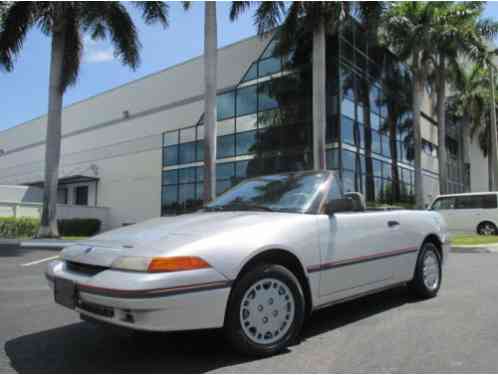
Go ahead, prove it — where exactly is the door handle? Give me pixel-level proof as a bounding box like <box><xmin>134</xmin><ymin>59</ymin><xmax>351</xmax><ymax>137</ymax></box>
<box><xmin>388</xmin><ymin>220</ymin><xmax>400</xmax><ymax>228</ymax></box>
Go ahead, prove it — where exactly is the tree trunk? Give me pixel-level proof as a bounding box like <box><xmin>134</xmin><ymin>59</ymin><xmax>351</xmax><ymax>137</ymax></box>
<box><xmin>412</xmin><ymin>73</ymin><xmax>425</xmax><ymax>209</ymax></box>
<box><xmin>362</xmin><ymin>89</ymin><xmax>375</xmax><ymax>203</ymax></box>
<box><xmin>37</xmin><ymin>27</ymin><xmax>66</xmax><ymax>238</ymax></box>
<box><xmin>462</xmin><ymin>112</ymin><xmax>471</xmax><ymax>191</ymax></box>
<box><xmin>388</xmin><ymin>114</ymin><xmax>400</xmax><ymax>202</ymax></box>
<box><xmin>436</xmin><ymin>56</ymin><xmax>447</xmax><ymax>195</ymax></box>
<box><xmin>203</xmin><ymin>2</ymin><xmax>217</xmax><ymax>203</ymax></box>
<box><xmin>312</xmin><ymin>20</ymin><xmax>327</xmax><ymax>170</ymax></box>
<box><xmin>489</xmin><ymin>66</ymin><xmax>498</xmax><ymax>191</ymax></box>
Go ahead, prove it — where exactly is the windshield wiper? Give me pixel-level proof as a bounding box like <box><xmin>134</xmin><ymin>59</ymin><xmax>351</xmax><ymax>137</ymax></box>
<box><xmin>205</xmin><ymin>203</ymin><xmax>274</xmax><ymax>212</ymax></box>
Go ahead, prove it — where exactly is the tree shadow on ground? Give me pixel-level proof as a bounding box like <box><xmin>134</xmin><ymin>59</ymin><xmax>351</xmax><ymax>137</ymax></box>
<box><xmin>5</xmin><ymin>286</ymin><xmax>417</xmax><ymax>373</ymax></box>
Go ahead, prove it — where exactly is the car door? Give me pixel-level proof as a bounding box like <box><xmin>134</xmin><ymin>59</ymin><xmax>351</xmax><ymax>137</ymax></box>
<box><xmin>318</xmin><ymin>187</ymin><xmax>404</xmax><ymax>298</ymax></box>
<box><xmin>454</xmin><ymin>195</ymin><xmax>481</xmax><ymax>232</ymax></box>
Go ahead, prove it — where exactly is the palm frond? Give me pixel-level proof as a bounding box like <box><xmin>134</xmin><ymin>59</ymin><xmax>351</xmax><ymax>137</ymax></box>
<box><xmin>133</xmin><ymin>1</ymin><xmax>169</xmax><ymax>28</ymax></box>
<box><xmin>98</xmin><ymin>2</ymin><xmax>141</xmax><ymax>69</ymax></box>
<box><xmin>254</xmin><ymin>1</ymin><xmax>286</xmax><ymax>35</ymax></box>
<box><xmin>230</xmin><ymin>1</ymin><xmax>251</xmax><ymax>22</ymax></box>
<box><xmin>60</xmin><ymin>6</ymin><xmax>81</xmax><ymax>92</ymax></box>
<box><xmin>0</xmin><ymin>1</ymin><xmax>36</xmax><ymax>71</ymax></box>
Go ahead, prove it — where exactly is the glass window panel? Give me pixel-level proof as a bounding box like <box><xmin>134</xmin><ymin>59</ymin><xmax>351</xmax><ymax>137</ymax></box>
<box><xmin>383</xmin><ymin>162</ymin><xmax>392</xmax><ymax>180</ymax></box>
<box><xmin>218</xmin><ymin>118</ymin><xmax>235</xmax><ymax>136</ymax></box>
<box><xmin>261</xmin><ymin>39</ymin><xmax>277</xmax><ymax>59</ymax></box>
<box><xmin>196</xmin><ymin>182</ymin><xmax>204</xmax><ymax>201</ymax></box>
<box><xmin>357</xmin><ymin>104</ymin><xmax>364</xmax><ymax>124</ymax></box>
<box><xmin>196</xmin><ymin>166</ymin><xmax>204</xmax><ymax>182</ymax></box>
<box><xmin>342</xmin><ymin>170</ymin><xmax>355</xmax><ymax>193</ymax></box>
<box><xmin>341</xmin><ymin>116</ymin><xmax>354</xmax><ymax>145</ymax></box>
<box><xmin>162</xmin><ymin>170</ymin><xmax>178</xmax><ymax>185</ymax></box>
<box><xmin>370</xmin><ymin>112</ymin><xmax>381</xmax><ymax>131</ymax></box>
<box><xmin>216</xmin><ymin>179</ymin><xmax>232</xmax><ymax>195</ymax></box>
<box><xmin>196</xmin><ymin>140</ymin><xmax>204</xmax><ymax>161</ymax></box>
<box><xmin>178</xmin><ymin>167</ymin><xmax>196</xmax><ymax>184</ymax></box>
<box><xmin>179</xmin><ymin>142</ymin><xmax>196</xmax><ymax>164</ymax></box>
<box><xmin>382</xmin><ymin>135</ymin><xmax>391</xmax><ymax>158</ymax></box>
<box><xmin>242</xmin><ymin>63</ymin><xmax>257</xmax><ymax>82</ymax></box>
<box><xmin>236</xmin><ymin>114</ymin><xmax>258</xmax><ymax>132</ymax></box>
<box><xmin>236</xmin><ymin>130</ymin><xmax>257</xmax><ymax>155</ymax></box>
<box><xmin>217</xmin><ymin>134</ymin><xmax>235</xmax><ymax>159</ymax></box>
<box><xmin>483</xmin><ymin>194</ymin><xmax>498</xmax><ymax>209</ymax></box>
<box><xmin>258</xmin><ymin>108</ymin><xmax>281</xmax><ymax>129</ymax></box>
<box><xmin>162</xmin><ymin>185</ymin><xmax>178</xmax><ymax>207</ymax></box>
<box><xmin>342</xmin><ymin>149</ymin><xmax>356</xmax><ymax>171</ymax></box>
<box><xmin>178</xmin><ymin>183</ymin><xmax>196</xmax><ymax>208</ymax></box>
<box><xmin>372</xmin><ymin>130</ymin><xmax>382</xmax><ymax>154</ymax></box>
<box><xmin>235</xmin><ymin>160</ymin><xmax>249</xmax><ymax>179</ymax></box>
<box><xmin>164</xmin><ymin>145</ymin><xmax>178</xmax><ymax>166</ymax></box>
<box><xmin>258</xmin><ymin>80</ymin><xmax>279</xmax><ymax>112</ymax></box>
<box><xmin>163</xmin><ymin>131</ymin><xmax>178</xmax><ymax>146</ymax></box>
<box><xmin>217</xmin><ymin>162</ymin><xmax>235</xmax><ymax>180</ymax></box>
<box><xmin>258</xmin><ymin>57</ymin><xmax>281</xmax><ymax>77</ymax></box>
<box><xmin>217</xmin><ymin>91</ymin><xmax>235</xmax><ymax>120</ymax></box>
<box><xmin>373</xmin><ymin>158</ymin><xmax>382</xmax><ymax>177</ymax></box>
<box><xmin>342</xmin><ymin>98</ymin><xmax>355</xmax><ymax>120</ymax></box>
<box><xmin>326</xmin><ymin>149</ymin><xmax>340</xmax><ymax>169</ymax></box>
<box><xmin>236</xmin><ymin>85</ymin><xmax>258</xmax><ymax>116</ymax></box>
<box><xmin>180</xmin><ymin>127</ymin><xmax>196</xmax><ymax>143</ymax></box>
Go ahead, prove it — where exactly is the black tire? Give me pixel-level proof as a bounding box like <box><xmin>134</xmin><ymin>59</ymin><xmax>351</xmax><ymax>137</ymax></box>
<box><xmin>224</xmin><ymin>264</ymin><xmax>305</xmax><ymax>357</ymax></box>
<box><xmin>477</xmin><ymin>221</ymin><xmax>497</xmax><ymax>236</ymax></box>
<box><xmin>410</xmin><ymin>242</ymin><xmax>442</xmax><ymax>299</ymax></box>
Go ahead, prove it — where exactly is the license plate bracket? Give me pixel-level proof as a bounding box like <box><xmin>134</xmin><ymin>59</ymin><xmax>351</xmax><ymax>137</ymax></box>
<box><xmin>54</xmin><ymin>278</ymin><xmax>77</xmax><ymax>309</ymax></box>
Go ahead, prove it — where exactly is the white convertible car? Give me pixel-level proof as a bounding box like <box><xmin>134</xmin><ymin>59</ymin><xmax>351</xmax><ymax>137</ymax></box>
<box><xmin>46</xmin><ymin>171</ymin><xmax>450</xmax><ymax>356</ymax></box>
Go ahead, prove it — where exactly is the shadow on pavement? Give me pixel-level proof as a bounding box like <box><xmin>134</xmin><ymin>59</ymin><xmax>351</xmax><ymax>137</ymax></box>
<box><xmin>5</xmin><ymin>287</ymin><xmax>415</xmax><ymax>373</ymax></box>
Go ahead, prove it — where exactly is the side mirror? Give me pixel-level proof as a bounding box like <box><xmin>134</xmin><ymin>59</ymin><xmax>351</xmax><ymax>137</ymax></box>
<box><xmin>324</xmin><ymin>197</ymin><xmax>355</xmax><ymax>215</ymax></box>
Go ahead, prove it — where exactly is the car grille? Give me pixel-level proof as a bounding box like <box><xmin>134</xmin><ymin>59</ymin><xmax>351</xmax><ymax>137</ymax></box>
<box><xmin>66</xmin><ymin>261</ymin><xmax>108</xmax><ymax>276</ymax></box>
<box><xmin>78</xmin><ymin>301</ymin><xmax>114</xmax><ymax>318</ymax></box>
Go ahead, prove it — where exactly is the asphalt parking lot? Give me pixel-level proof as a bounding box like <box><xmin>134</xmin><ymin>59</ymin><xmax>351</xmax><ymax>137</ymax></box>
<box><xmin>1</xmin><ymin>247</ymin><xmax>498</xmax><ymax>373</ymax></box>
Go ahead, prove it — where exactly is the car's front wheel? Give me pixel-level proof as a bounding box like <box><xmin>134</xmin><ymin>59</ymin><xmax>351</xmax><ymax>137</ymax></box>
<box><xmin>224</xmin><ymin>264</ymin><xmax>305</xmax><ymax>357</ymax></box>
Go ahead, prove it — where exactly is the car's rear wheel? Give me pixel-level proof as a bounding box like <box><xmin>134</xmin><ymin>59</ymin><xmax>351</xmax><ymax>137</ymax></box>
<box><xmin>477</xmin><ymin>221</ymin><xmax>497</xmax><ymax>236</ymax></box>
<box><xmin>410</xmin><ymin>242</ymin><xmax>442</xmax><ymax>299</ymax></box>
<box><xmin>224</xmin><ymin>264</ymin><xmax>305</xmax><ymax>357</ymax></box>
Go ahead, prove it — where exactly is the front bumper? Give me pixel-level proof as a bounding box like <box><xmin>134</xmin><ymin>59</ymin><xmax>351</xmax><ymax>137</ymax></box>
<box><xmin>46</xmin><ymin>260</ymin><xmax>232</xmax><ymax>331</ymax></box>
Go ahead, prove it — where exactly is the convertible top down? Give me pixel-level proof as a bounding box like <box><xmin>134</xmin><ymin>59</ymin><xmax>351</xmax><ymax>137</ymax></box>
<box><xmin>46</xmin><ymin>171</ymin><xmax>450</xmax><ymax>356</ymax></box>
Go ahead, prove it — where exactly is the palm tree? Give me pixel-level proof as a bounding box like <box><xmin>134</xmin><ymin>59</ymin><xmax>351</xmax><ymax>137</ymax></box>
<box><xmin>384</xmin><ymin>2</ymin><xmax>447</xmax><ymax>209</ymax></box>
<box><xmin>0</xmin><ymin>2</ymin><xmax>168</xmax><ymax>237</ymax></box>
<box><xmin>447</xmin><ymin>61</ymin><xmax>491</xmax><ymax>191</ymax></box>
<box><xmin>251</xmin><ymin>2</ymin><xmax>385</xmax><ymax>172</ymax></box>
<box><xmin>429</xmin><ymin>2</ymin><xmax>498</xmax><ymax>195</ymax></box>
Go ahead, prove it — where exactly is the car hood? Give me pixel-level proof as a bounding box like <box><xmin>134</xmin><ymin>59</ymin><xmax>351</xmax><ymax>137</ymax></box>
<box><xmin>60</xmin><ymin>211</ymin><xmax>306</xmax><ymax>267</ymax></box>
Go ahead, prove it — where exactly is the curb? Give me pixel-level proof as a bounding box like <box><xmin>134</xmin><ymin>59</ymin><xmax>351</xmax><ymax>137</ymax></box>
<box><xmin>451</xmin><ymin>246</ymin><xmax>496</xmax><ymax>254</ymax></box>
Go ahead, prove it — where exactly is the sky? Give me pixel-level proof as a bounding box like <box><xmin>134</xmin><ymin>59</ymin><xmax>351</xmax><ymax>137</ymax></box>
<box><xmin>1</xmin><ymin>2</ymin><xmax>498</xmax><ymax>132</ymax></box>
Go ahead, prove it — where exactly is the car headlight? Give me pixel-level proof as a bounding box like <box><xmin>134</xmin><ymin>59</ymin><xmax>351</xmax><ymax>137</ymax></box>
<box><xmin>111</xmin><ymin>256</ymin><xmax>211</xmax><ymax>273</ymax></box>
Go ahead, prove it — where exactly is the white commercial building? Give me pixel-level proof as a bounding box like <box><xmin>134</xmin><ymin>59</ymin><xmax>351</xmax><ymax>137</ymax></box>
<box><xmin>0</xmin><ymin>26</ymin><xmax>488</xmax><ymax>230</ymax></box>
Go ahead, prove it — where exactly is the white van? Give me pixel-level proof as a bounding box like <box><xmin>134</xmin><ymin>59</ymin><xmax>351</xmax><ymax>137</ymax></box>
<box><xmin>430</xmin><ymin>192</ymin><xmax>498</xmax><ymax>235</ymax></box>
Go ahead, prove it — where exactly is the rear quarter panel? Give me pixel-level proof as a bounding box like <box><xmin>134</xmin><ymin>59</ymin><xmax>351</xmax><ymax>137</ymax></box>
<box><xmin>394</xmin><ymin>210</ymin><xmax>448</xmax><ymax>281</ymax></box>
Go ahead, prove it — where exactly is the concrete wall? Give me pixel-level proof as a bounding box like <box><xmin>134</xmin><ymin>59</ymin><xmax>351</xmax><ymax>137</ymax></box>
<box><xmin>470</xmin><ymin>135</ymin><xmax>489</xmax><ymax>192</ymax></box>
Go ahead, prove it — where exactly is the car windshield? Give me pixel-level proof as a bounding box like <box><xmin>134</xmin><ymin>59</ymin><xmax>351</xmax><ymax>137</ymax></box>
<box><xmin>205</xmin><ymin>173</ymin><xmax>329</xmax><ymax>213</ymax></box>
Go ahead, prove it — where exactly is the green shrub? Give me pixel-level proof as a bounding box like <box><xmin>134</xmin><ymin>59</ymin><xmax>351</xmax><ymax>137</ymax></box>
<box><xmin>58</xmin><ymin>218</ymin><xmax>101</xmax><ymax>237</ymax></box>
<box><xmin>0</xmin><ymin>217</ymin><xmax>101</xmax><ymax>238</ymax></box>
<box><xmin>0</xmin><ymin>217</ymin><xmax>40</xmax><ymax>238</ymax></box>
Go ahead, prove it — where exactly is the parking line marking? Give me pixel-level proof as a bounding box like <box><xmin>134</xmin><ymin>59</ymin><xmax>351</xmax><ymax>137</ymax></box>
<box><xmin>21</xmin><ymin>255</ymin><xmax>59</xmax><ymax>267</ymax></box>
